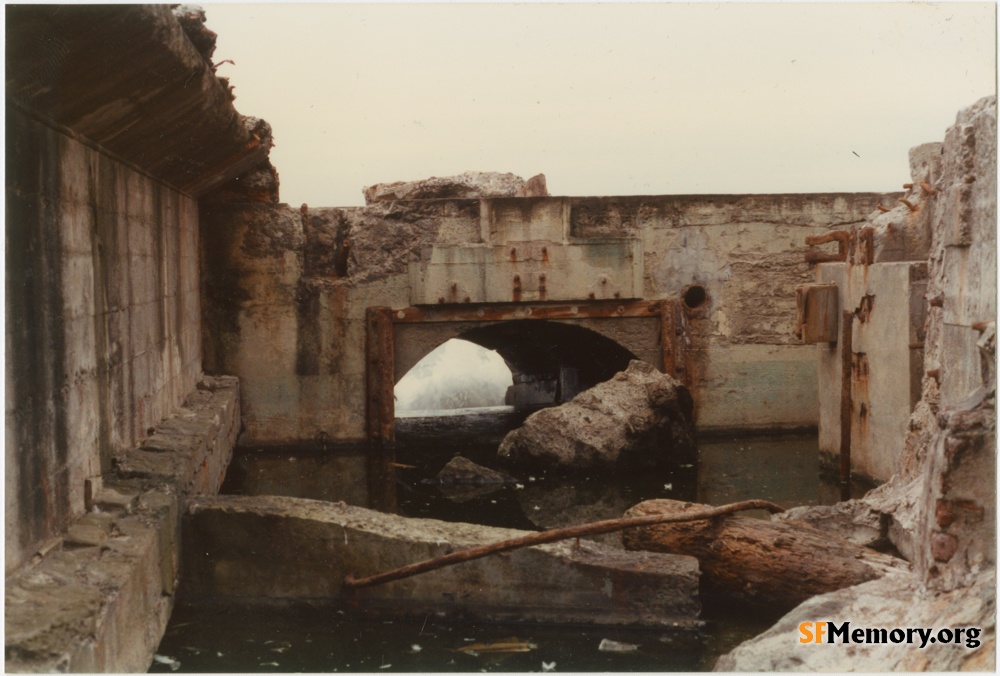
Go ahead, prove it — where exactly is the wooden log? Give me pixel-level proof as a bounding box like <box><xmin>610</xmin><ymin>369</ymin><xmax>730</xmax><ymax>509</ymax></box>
<box><xmin>622</xmin><ymin>499</ymin><xmax>907</xmax><ymax>611</ymax></box>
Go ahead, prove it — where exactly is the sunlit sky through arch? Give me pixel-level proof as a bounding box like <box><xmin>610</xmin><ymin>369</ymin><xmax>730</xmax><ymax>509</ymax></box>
<box><xmin>203</xmin><ymin>2</ymin><xmax>996</xmax><ymax>209</ymax></box>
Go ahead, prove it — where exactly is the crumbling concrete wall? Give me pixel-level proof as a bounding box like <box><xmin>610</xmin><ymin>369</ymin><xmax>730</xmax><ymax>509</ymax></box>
<box><xmin>5</xmin><ymin>107</ymin><xmax>203</xmax><ymax>573</ymax></box>
<box><xmin>202</xmin><ymin>192</ymin><xmax>892</xmax><ymax>445</ymax></box>
<box><xmin>5</xmin><ymin>4</ymin><xmax>271</xmax><ymax>574</ymax></box>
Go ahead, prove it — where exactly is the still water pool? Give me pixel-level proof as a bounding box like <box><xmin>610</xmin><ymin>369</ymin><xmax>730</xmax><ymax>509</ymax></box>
<box><xmin>152</xmin><ymin>411</ymin><xmax>869</xmax><ymax>672</ymax></box>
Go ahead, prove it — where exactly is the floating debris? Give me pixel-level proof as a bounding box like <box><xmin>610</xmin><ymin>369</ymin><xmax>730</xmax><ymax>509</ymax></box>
<box><xmin>598</xmin><ymin>638</ymin><xmax>639</xmax><ymax>653</ymax></box>
<box><xmin>153</xmin><ymin>654</ymin><xmax>181</xmax><ymax>671</ymax></box>
<box><xmin>542</xmin><ymin>661</ymin><xmax>557</xmax><ymax>671</ymax></box>
<box><xmin>456</xmin><ymin>637</ymin><xmax>538</xmax><ymax>656</ymax></box>
<box><xmin>410</xmin><ymin>644</ymin><xmax>423</xmax><ymax>653</ymax></box>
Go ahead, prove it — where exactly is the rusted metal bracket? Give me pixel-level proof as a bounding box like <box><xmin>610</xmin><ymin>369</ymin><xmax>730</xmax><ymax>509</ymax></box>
<box><xmin>804</xmin><ymin>230</ymin><xmax>850</xmax><ymax>263</ymax></box>
<box><xmin>343</xmin><ymin>499</ymin><xmax>785</xmax><ymax>590</ymax></box>
<box><xmin>390</xmin><ymin>299</ymin><xmax>661</xmax><ymax>324</ymax></box>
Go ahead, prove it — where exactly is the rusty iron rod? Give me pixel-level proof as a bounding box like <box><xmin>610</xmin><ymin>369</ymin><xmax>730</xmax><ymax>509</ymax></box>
<box><xmin>343</xmin><ymin>499</ymin><xmax>785</xmax><ymax>590</ymax></box>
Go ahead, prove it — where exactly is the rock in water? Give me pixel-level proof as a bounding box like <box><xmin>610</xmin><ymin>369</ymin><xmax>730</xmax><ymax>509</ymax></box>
<box><xmin>426</xmin><ymin>456</ymin><xmax>517</xmax><ymax>486</ymax></box>
<box><xmin>497</xmin><ymin>360</ymin><xmax>696</xmax><ymax>472</ymax></box>
<box><xmin>363</xmin><ymin>171</ymin><xmax>547</xmax><ymax>204</ymax></box>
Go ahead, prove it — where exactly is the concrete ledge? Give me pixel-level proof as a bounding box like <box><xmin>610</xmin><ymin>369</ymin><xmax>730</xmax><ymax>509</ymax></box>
<box><xmin>5</xmin><ymin>376</ymin><xmax>240</xmax><ymax>672</ymax></box>
<box><xmin>182</xmin><ymin>494</ymin><xmax>701</xmax><ymax>628</ymax></box>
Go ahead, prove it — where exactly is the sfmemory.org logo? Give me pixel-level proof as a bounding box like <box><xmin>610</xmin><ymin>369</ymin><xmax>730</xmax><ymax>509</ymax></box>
<box><xmin>799</xmin><ymin>622</ymin><xmax>982</xmax><ymax>649</ymax></box>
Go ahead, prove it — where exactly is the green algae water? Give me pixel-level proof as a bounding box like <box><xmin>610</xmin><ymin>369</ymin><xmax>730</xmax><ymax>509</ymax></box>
<box><xmin>152</xmin><ymin>416</ymin><xmax>868</xmax><ymax>673</ymax></box>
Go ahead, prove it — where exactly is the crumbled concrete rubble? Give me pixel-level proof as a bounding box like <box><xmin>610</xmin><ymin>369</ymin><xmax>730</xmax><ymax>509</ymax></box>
<box><xmin>498</xmin><ymin>360</ymin><xmax>696</xmax><ymax>472</ymax></box>
<box><xmin>363</xmin><ymin>171</ymin><xmax>549</xmax><ymax>204</ymax></box>
<box><xmin>776</xmin><ymin>499</ymin><xmax>888</xmax><ymax>549</ymax></box>
<box><xmin>183</xmin><ymin>494</ymin><xmax>701</xmax><ymax>627</ymax></box>
<box><xmin>172</xmin><ymin>4</ymin><xmax>217</xmax><ymax>63</ymax></box>
<box><xmin>5</xmin><ymin>376</ymin><xmax>241</xmax><ymax>673</ymax></box>
<box><xmin>714</xmin><ymin>569</ymin><xmax>995</xmax><ymax>671</ymax></box>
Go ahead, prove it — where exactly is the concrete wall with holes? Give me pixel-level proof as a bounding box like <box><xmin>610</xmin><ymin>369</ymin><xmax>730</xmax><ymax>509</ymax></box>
<box><xmin>201</xmin><ymin>192</ymin><xmax>893</xmax><ymax>444</ymax></box>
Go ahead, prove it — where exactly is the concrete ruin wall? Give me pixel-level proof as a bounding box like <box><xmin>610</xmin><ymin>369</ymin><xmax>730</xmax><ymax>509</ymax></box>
<box><xmin>5</xmin><ymin>107</ymin><xmax>203</xmax><ymax>573</ymax></box>
<box><xmin>201</xmin><ymin>192</ymin><xmax>893</xmax><ymax>445</ymax></box>
<box><xmin>720</xmin><ymin>95</ymin><xmax>996</xmax><ymax>671</ymax></box>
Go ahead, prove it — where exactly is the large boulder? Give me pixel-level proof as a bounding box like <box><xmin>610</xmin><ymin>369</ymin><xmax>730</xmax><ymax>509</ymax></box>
<box><xmin>497</xmin><ymin>360</ymin><xmax>696</xmax><ymax>473</ymax></box>
<box><xmin>363</xmin><ymin>171</ymin><xmax>548</xmax><ymax>204</ymax></box>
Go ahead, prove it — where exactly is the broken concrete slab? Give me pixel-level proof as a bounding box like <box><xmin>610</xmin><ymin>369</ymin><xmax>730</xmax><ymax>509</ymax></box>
<box><xmin>182</xmin><ymin>494</ymin><xmax>702</xmax><ymax>628</ymax></box>
<box><xmin>498</xmin><ymin>360</ymin><xmax>696</xmax><ymax>473</ymax></box>
<box><xmin>363</xmin><ymin>171</ymin><xmax>545</xmax><ymax>204</ymax></box>
<box><xmin>714</xmin><ymin>569</ymin><xmax>995</xmax><ymax>671</ymax></box>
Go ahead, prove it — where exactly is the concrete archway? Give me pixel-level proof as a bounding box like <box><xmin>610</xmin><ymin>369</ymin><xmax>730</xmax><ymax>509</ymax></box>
<box><xmin>366</xmin><ymin>299</ymin><xmax>688</xmax><ymax>447</ymax></box>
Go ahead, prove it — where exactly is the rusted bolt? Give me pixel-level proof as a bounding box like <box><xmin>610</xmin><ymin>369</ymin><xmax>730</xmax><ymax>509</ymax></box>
<box><xmin>451</xmin><ymin>283</ymin><xmax>458</xmax><ymax>293</ymax></box>
<box><xmin>541</xmin><ymin>246</ymin><xmax>549</xmax><ymax>262</ymax></box>
<box><xmin>876</xmin><ymin>205</ymin><xmax>891</xmax><ymax>213</ymax></box>
<box><xmin>971</xmin><ymin>321</ymin><xmax>991</xmax><ymax>333</ymax></box>
<box><xmin>601</xmin><ymin>278</ymin><xmax>607</xmax><ymax>285</ymax></box>
<box><xmin>928</xmin><ymin>294</ymin><xmax>944</xmax><ymax>307</ymax></box>
<box><xmin>898</xmin><ymin>198</ymin><xmax>918</xmax><ymax>212</ymax></box>
<box><xmin>617</xmin><ymin>305</ymin><xmax>625</xmax><ymax>314</ymax></box>
<box><xmin>437</xmin><ymin>297</ymin><xmax>445</xmax><ymax>304</ymax></box>
<box><xmin>513</xmin><ymin>275</ymin><xmax>521</xmax><ymax>283</ymax></box>
<box><xmin>919</xmin><ymin>180</ymin><xmax>937</xmax><ymax>196</ymax></box>
<box><xmin>539</xmin><ymin>274</ymin><xmax>546</xmax><ymax>283</ymax></box>
<box><xmin>464</xmin><ymin>296</ymin><xmax>471</xmax><ymax>303</ymax></box>
<box><xmin>588</xmin><ymin>293</ymin><xmax>596</xmax><ymax>300</ymax></box>
<box><xmin>613</xmin><ymin>291</ymin><xmax>621</xmax><ymax>299</ymax></box>
<box><xmin>903</xmin><ymin>183</ymin><xmax>914</xmax><ymax>189</ymax></box>
<box><xmin>510</xmin><ymin>248</ymin><xmax>517</xmax><ymax>261</ymax></box>
<box><xmin>926</xmin><ymin>368</ymin><xmax>941</xmax><ymax>382</ymax></box>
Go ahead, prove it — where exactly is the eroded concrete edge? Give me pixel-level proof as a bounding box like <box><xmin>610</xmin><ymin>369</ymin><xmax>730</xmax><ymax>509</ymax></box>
<box><xmin>4</xmin><ymin>376</ymin><xmax>240</xmax><ymax>673</ymax></box>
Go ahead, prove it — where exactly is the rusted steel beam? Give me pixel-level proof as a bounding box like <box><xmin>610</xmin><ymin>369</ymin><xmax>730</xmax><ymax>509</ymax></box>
<box><xmin>366</xmin><ymin>306</ymin><xmax>397</xmax><ymax>512</ymax></box>
<box><xmin>343</xmin><ymin>499</ymin><xmax>785</xmax><ymax>590</ymax></box>
<box><xmin>390</xmin><ymin>299</ymin><xmax>661</xmax><ymax>324</ymax></box>
<box><xmin>840</xmin><ymin>310</ymin><xmax>853</xmax><ymax>498</ymax></box>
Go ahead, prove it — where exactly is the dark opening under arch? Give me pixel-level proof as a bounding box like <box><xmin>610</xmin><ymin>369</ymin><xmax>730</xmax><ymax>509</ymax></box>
<box><xmin>457</xmin><ymin>320</ymin><xmax>638</xmax><ymax>408</ymax></box>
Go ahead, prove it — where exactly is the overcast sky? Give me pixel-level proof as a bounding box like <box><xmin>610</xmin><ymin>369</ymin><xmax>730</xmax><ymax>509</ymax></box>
<box><xmin>203</xmin><ymin>2</ymin><xmax>996</xmax><ymax>208</ymax></box>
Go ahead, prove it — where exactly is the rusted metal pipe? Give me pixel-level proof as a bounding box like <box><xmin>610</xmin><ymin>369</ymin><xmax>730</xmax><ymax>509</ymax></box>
<box><xmin>343</xmin><ymin>499</ymin><xmax>785</xmax><ymax>590</ymax></box>
<box><xmin>898</xmin><ymin>198</ymin><xmax>918</xmax><ymax>213</ymax></box>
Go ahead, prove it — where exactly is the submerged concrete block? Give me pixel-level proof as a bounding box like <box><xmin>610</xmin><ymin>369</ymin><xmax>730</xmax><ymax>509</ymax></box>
<box><xmin>182</xmin><ymin>495</ymin><xmax>701</xmax><ymax>628</ymax></box>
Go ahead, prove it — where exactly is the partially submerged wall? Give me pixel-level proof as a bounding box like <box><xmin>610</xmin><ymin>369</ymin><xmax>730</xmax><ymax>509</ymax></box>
<box><xmin>202</xmin><ymin>192</ymin><xmax>892</xmax><ymax>444</ymax></box>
